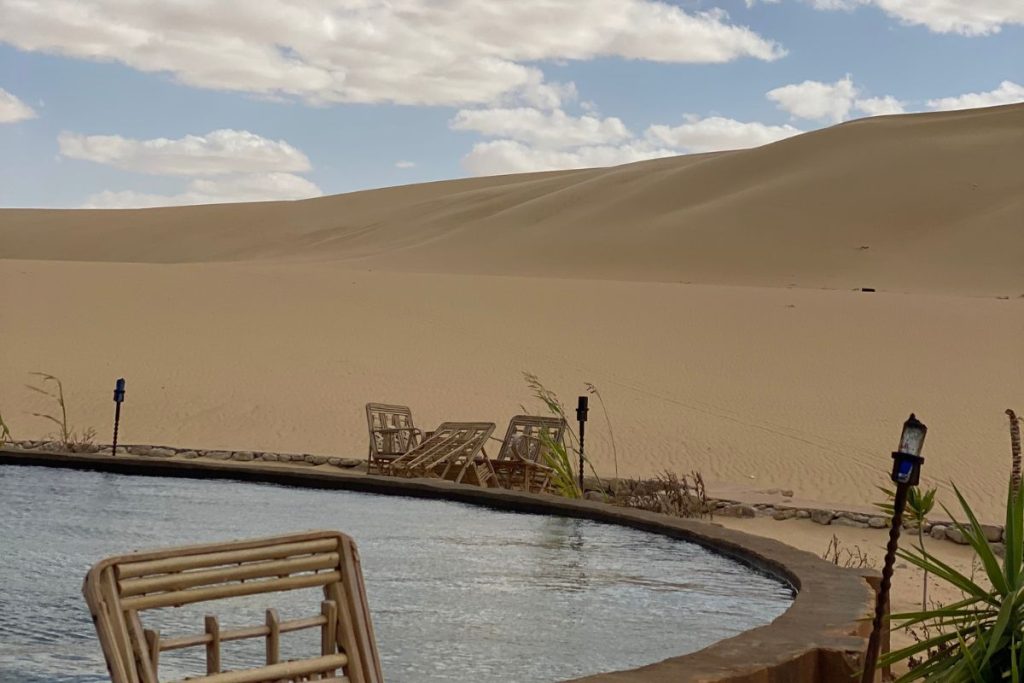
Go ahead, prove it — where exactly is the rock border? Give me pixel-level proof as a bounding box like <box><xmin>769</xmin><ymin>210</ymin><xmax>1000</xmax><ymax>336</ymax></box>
<box><xmin>8</xmin><ymin>438</ymin><xmax>999</xmax><ymax>550</ymax></box>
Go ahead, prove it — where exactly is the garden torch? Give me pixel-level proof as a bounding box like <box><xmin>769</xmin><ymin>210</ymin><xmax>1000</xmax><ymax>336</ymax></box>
<box><xmin>111</xmin><ymin>378</ymin><xmax>126</xmax><ymax>456</ymax></box>
<box><xmin>576</xmin><ymin>396</ymin><xmax>589</xmax><ymax>494</ymax></box>
<box><xmin>862</xmin><ymin>413</ymin><xmax>927</xmax><ymax>682</ymax></box>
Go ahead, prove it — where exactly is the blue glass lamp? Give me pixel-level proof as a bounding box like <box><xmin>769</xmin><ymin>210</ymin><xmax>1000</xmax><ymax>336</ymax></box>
<box><xmin>891</xmin><ymin>413</ymin><xmax>926</xmax><ymax>485</ymax></box>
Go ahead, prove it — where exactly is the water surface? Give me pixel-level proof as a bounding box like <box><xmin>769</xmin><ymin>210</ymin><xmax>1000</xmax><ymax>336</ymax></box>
<box><xmin>0</xmin><ymin>465</ymin><xmax>792</xmax><ymax>682</ymax></box>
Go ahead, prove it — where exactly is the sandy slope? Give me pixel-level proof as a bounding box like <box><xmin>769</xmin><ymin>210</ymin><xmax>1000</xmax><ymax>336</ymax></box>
<box><xmin>1</xmin><ymin>104</ymin><xmax>1022</xmax><ymax>523</ymax></box>
<box><xmin>2</xmin><ymin>104</ymin><xmax>1022</xmax><ymax>295</ymax></box>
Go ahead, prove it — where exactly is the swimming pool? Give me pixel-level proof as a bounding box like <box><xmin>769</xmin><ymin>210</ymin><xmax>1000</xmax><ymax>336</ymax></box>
<box><xmin>0</xmin><ymin>465</ymin><xmax>792</xmax><ymax>682</ymax></box>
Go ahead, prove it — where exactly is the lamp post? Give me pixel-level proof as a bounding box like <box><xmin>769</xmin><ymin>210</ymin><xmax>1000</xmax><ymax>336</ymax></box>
<box><xmin>576</xmin><ymin>396</ymin><xmax>589</xmax><ymax>495</ymax></box>
<box><xmin>861</xmin><ymin>413</ymin><xmax>927</xmax><ymax>682</ymax></box>
<box><xmin>111</xmin><ymin>378</ymin><xmax>126</xmax><ymax>456</ymax></box>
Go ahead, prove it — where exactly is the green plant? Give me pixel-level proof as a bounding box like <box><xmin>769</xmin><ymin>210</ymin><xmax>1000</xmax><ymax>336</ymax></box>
<box><xmin>877</xmin><ymin>484</ymin><xmax>937</xmax><ymax>609</ymax></box>
<box><xmin>25</xmin><ymin>372</ymin><xmax>96</xmax><ymax>451</ymax></box>
<box><xmin>879</xmin><ymin>483</ymin><xmax>1022</xmax><ymax>681</ymax></box>
<box><xmin>539</xmin><ymin>431</ymin><xmax>582</xmax><ymax>498</ymax></box>
<box><xmin>522</xmin><ymin>371</ymin><xmax>605</xmax><ymax>495</ymax></box>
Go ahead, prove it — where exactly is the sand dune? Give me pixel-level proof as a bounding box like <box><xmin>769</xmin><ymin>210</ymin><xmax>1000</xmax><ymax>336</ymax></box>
<box><xmin>1</xmin><ymin>105</ymin><xmax>1022</xmax><ymax>521</ymax></box>
<box><xmin>2</xmin><ymin>104</ymin><xmax>1022</xmax><ymax>295</ymax></box>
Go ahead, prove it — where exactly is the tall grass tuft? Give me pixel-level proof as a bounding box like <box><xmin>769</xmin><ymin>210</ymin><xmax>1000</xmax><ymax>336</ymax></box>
<box><xmin>25</xmin><ymin>372</ymin><xmax>96</xmax><ymax>452</ymax></box>
<box><xmin>585</xmin><ymin>382</ymin><xmax>619</xmax><ymax>482</ymax></box>
<box><xmin>522</xmin><ymin>372</ymin><xmax>606</xmax><ymax>495</ymax></box>
<box><xmin>0</xmin><ymin>410</ymin><xmax>11</xmax><ymax>447</ymax></box>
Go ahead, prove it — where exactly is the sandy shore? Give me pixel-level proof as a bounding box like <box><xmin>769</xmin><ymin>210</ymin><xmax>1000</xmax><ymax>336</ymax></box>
<box><xmin>2</xmin><ymin>258</ymin><xmax>1020</xmax><ymax>521</ymax></box>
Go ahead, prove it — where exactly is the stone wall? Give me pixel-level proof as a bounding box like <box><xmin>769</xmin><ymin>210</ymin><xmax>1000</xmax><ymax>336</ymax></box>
<box><xmin>8</xmin><ymin>438</ymin><xmax>1000</xmax><ymax>551</ymax></box>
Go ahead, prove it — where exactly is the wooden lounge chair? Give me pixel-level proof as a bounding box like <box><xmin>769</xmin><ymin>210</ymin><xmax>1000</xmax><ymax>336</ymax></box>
<box><xmin>489</xmin><ymin>415</ymin><xmax>566</xmax><ymax>494</ymax></box>
<box><xmin>82</xmin><ymin>530</ymin><xmax>384</xmax><ymax>683</ymax></box>
<box><xmin>365</xmin><ymin>403</ymin><xmax>427</xmax><ymax>474</ymax></box>
<box><xmin>387</xmin><ymin>421</ymin><xmax>497</xmax><ymax>486</ymax></box>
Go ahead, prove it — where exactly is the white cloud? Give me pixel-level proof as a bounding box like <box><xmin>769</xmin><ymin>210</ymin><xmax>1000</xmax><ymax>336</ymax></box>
<box><xmin>645</xmin><ymin>115</ymin><xmax>801</xmax><ymax>152</ymax></box>
<box><xmin>450</xmin><ymin>108</ymin><xmax>632</xmax><ymax>149</ymax></box>
<box><xmin>766</xmin><ymin>75</ymin><xmax>907</xmax><ymax>122</ymax></box>
<box><xmin>395</xmin><ymin>160</ymin><xmax>415</xmax><ymax>169</ymax></box>
<box><xmin>854</xmin><ymin>95</ymin><xmax>906</xmax><ymax>116</ymax></box>
<box><xmin>58</xmin><ymin>129</ymin><xmax>310</xmax><ymax>176</ymax></box>
<box><xmin>0</xmin><ymin>1</ymin><xmax>784</xmax><ymax>107</ymax></box>
<box><xmin>82</xmin><ymin>173</ymin><xmax>322</xmax><ymax>208</ymax></box>
<box><xmin>805</xmin><ymin>0</ymin><xmax>1024</xmax><ymax>35</ymax></box>
<box><xmin>927</xmin><ymin>81</ymin><xmax>1024</xmax><ymax>111</ymax></box>
<box><xmin>0</xmin><ymin>87</ymin><xmax>36</xmax><ymax>123</ymax></box>
<box><xmin>461</xmin><ymin>139</ymin><xmax>677</xmax><ymax>176</ymax></box>
<box><xmin>456</xmin><ymin>108</ymin><xmax>802</xmax><ymax>176</ymax></box>
<box><xmin>767</xmin><ymin>75</ymin><xmax>858</xmax><ymax>123</ymax></box>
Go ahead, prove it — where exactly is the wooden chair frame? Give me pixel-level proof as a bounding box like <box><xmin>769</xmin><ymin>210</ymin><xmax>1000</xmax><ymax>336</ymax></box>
<box><xmin>365</xmin><ymin>403</ymin><xmax>425</xmax><ymax>475</ymax></box>
<box><xmin>386</xmin><ymin>422</ymin><xmax>497</xmax><ymax>486</ymax></box>
<box><xmin>82</xmin><ymin>530</ymin><xmax>384</xmax><ymax>683</ymax></box>
<box><xmin>489</xmin><ymin>415</ymin><xmax>565</xmax><ymax>494</ymax></box>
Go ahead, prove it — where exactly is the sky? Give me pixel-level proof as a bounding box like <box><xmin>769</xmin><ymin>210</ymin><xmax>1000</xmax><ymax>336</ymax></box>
<box><xmin>0</xmin><ymin>0</ymin><xmax>1021</xmax><ymax>209</ymax></box>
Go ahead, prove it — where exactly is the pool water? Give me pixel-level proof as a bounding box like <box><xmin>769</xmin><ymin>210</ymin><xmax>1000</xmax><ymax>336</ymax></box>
<box><xmin>0</xmin><ymin>465</ymin><xmax>792</xmax><ymax>682</ymax></box>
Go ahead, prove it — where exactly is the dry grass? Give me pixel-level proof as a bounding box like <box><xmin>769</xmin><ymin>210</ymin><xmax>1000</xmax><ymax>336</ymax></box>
<box><xmin>25</xmin><ymin>372</ymin><xmax>96</xmax><ymax>452</ymax></box>
<box><xmin>0</xmin><ymin>410</ymin><xmax>11</xmax><ymax>447</ymax></box>
<box><xmin>609</xmin><ymin>470</ymin><xmax>713</xmax><ymax>520</ymax></box>
<box><xmin>821</xmin><ymin>534</ymin><xmax>875</xmax><ymax>569</ymax></box>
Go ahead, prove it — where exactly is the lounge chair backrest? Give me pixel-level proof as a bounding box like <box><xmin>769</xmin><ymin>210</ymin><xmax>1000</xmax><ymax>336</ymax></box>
<box><xmin>366</xmin><ymin>403</ymin><xmax>420</xmax><ymax>459</ymax></box>
<box><xmin>495</xmin><ymin>415</ymin><xmax>566</xmax><ymax>464</ymax></box>
<box><xmin>82</xmin><ymin>530</ymin><xmax>383</xmax><ymax>683</ymax></box>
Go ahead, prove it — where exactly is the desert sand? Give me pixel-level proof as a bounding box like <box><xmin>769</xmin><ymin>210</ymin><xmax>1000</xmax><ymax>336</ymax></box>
<box><xmin>1</xmin><ymin>103</ymin><xmax>1022</xmax><ymax>529</ymax></box>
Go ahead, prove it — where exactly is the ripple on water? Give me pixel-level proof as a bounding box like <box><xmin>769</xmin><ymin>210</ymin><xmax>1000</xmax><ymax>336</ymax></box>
<box><xmin>0</xmin><ymin>466</ymin><xmax>792</xmax><ymax>682</ymax></box>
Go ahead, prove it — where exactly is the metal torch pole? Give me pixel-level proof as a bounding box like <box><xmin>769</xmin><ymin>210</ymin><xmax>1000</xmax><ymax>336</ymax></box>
<box><xmin>577</xmin><ymin>396</ymin><xmax>588</xmax><ymax>495</ymax></box>
<box><xmin>111</xmin><ymin>378</ymin><xmax>126</xmax><ymax>456</ymax></box>
<box><xmin>861</xmin><ymin>480</ymin><xmax>910</xmax><ymax>682</ymax></box>
<box><xmin>112</xmin><ymin>401</ymin><xmax>122</xmax><ymax>455</ymax></box>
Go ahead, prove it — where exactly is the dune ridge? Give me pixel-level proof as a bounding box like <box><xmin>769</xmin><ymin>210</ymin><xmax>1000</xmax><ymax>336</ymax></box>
<box><xmin>2</xmin><ymin>104</ymin><xmax>1022</xmax><ymax>296</ymax></box>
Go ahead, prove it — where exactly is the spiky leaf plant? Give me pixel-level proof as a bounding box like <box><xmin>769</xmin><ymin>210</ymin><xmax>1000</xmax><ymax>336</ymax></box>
<box><xmin>879</xmin><ymin>483</ymin><xmax>1023</xmax><ymax>681</ymax></box>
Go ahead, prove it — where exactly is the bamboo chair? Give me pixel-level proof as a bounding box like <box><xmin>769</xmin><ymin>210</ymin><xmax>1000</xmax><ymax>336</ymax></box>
<box><xmin>365</xmin><ymin>403</ymin><xmax>426</xmax><ymax>474</ymax></box>
<box><xmin>386</xmin><ymin>422</ymin><xmax>497</xmax><ymax>486</ymax></box>
<box><xmin>82</xmin><ymin>530</ymin><xmax>384</xmax><ymax>683</ymax></box>
<box><xmin>489</xmin><ymin>415</ymin><xmax>565</xmax><ymax>494</ymax></box>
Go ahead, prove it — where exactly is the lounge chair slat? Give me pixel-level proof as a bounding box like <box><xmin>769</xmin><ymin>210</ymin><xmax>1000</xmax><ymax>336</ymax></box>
<box><xmin>121</xmin><ymin>571</ymin><xmax>342</xmax><ymax>610</ymax></box>
<box><xmin>116</xmin><ymin>538</ymin><xmax>339</xmax><ymax>578</ymax></box>
<box><xmin>120</xmin><ymin>552</ymin><xmax>339</xmax><ymax>596</ymax></box>
<box><xmin>171</xmin><ymin>653</ymin><xmax>349</xmax><ymax>683</ymax></box>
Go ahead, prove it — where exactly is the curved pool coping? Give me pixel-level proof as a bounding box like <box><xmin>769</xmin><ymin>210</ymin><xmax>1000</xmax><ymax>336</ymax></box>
<box><xmin>0</xmin><ymin>448</ymin><xmax>875</xmax><ymax>682</ymax></box>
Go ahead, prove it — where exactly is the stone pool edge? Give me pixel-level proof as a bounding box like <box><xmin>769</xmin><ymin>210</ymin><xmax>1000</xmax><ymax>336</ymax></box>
<box><xmin>0</xmin><ymin>448</ymin><xmax>876</xmax><ymax>683</ymax></box>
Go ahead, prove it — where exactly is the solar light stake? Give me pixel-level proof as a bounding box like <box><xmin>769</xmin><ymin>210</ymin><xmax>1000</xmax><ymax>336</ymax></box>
<box><xmin>111</xmin><ymin>378</ymin><xmax>126</xmax><ymax>456</ymax></box>
<box><xmin>861</xmin><ymin>413</ymin><xmax>927</xmax><ymax>683</ymax></box>
<box><xmin>576</xmin><ymin>396</ymin><xmax>589</xmax><ymax>494</ymax></box>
